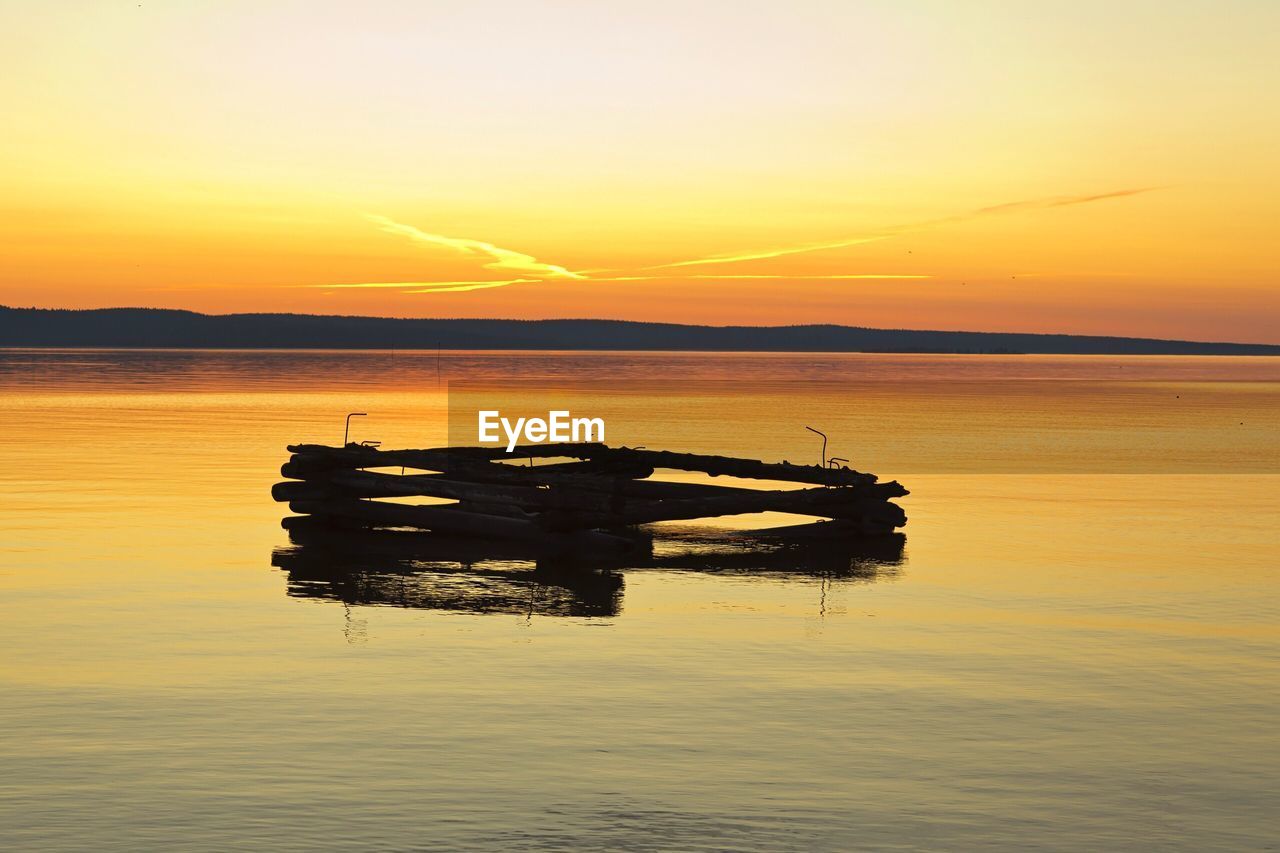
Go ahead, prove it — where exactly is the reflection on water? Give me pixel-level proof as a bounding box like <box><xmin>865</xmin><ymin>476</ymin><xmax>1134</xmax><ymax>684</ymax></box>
<box><xmin>272</xmin><ymin>526</ymin><xmax>905</xmax><ymax>619</ymax></box>
<box><xmin>274</xmin><ymin>529</ymin><xmax>626</xmax><ymax>617</ymax></box>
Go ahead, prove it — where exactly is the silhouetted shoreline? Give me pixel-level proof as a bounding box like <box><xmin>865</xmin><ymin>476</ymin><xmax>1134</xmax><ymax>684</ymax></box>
<box><xmin>3</xmin><ymin>305</ymin><xmax>1278</xmax><ymax>354</ymax></box>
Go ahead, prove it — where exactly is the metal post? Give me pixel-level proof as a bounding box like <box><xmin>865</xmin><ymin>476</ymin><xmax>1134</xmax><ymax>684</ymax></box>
<box><xmin>805</xmin><ymin>426</ymin><xmax>827</xmax><ymax>468</ymax></box>
<box><xmin>344</xmin><ymin>412</ymin><xmax>367</xmax><ymax>446</ymax></box>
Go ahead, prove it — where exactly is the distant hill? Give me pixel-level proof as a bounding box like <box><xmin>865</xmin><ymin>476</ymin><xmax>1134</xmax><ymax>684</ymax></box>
<box><xmin>2</xmin><ymin>306</ymin><xmax>1277</xmax><ymax>355</ymax></box>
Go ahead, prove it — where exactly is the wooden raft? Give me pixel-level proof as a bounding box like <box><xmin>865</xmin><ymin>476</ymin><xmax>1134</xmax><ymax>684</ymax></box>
<box><xmin>273</xmin><ymin>442</ymin><xmax>908</xmax><ymax>552</ymax></box>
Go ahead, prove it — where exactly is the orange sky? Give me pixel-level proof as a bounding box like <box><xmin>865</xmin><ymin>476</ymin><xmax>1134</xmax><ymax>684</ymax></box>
<box><xmin>1</xmin><ymin>1</ymin><xmax>1277</xmax><ymax>342</ymax></box>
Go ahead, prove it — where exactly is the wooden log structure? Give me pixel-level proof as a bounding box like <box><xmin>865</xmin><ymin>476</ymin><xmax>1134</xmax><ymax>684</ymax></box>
<box><xmin>273</xmin><ymin>442</ymin><xmax>907</xmax><ymax>550</ymax></box>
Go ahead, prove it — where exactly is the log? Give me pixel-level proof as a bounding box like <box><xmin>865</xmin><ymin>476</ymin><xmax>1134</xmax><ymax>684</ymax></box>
<box><xmin>280</xmin><ymin>513</ymin><xmax>373</xmax><ymax>531</ymax></box>
<box><xmin>288</xmin><ymin>498</ymin><xmax>636</xmax><ymax>552</ymax></box>
<box><xmin>275</xmin><ymin>469</ymin><xmax>605</xmax><ymax>511</ymax></box>
<box><xmin>281</xmin><ymin>452</ymin><xmax>654</xmax><ymax>488</ymax></box>
<box><xmin>404</xmin><ymin>441</ymin><xmax>609</xmax><ymax>461</ymax></box>
<box><xmin>285</xmin><ymin>442</ymin><xmax>607</xmax><ymax>469</ymax></box>
<box><xmin>280</xmin><ymin>454</ymin><xmax>901</xmax><ymax>504</ymax></box>
<box><xmin>277</xmin><ymin>465</ymin><xmax>898</xmax><ymax>503</ymax></box>
<box><xmin>279</xmin><ymin>460</ymin><xmax>654</xmax><ymax>507</ymax></box>
<box><xmin>574</xmin><ymin>477</ymin><xmax>906</xmax><ymax>501</ymax></box>
<box><xmin>589</xmin><ymin>447</ymin><xmax>878</xmax><ymax>487</ymax></box>
<box><xmin>552</xmin><ymin>486</ymin><xmax>907</xmax><ymax>528</ymax></box>
<box><xmin>281</xmin><ymin>522</ymin><xmax>653</xmax><ymax>566</ymax></box>
<box><xmin>284</xmin><ymin>443</ymin><xmax>884</xmax><ymax>489</ymax></box>
<box><xmin>272</xmin><ymin>480</ymin><xmax>339</xmax><ymax>502</ymax></box>
<box><xmin>275</xmin><ymin>474</ymin><xmax>905</xmax><ymax>529</ymax></box>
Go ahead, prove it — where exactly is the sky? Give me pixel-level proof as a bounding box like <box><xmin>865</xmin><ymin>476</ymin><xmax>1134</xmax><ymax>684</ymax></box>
<box><xmin>1</xmin><ymin>0</ymin><xmax>1277</xmax><ymax>342</ymax></box>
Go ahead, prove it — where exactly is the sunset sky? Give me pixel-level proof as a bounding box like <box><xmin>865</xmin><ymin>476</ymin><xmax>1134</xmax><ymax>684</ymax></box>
<box><xmin>1</xmin><ymin>0</ymin><xmax>1277</xmax><ymax>341</ymax></box>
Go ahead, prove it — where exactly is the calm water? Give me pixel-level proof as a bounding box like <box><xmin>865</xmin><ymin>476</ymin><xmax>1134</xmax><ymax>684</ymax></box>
<box><xmin>1</xmin><ymin>350</ymin><xmax>1277</xmax><ymax>851</ymax></box>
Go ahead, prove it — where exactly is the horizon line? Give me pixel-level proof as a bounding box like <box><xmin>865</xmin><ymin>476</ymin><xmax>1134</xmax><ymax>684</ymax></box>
<box><xmin>3</xmin><ymin>304</ymin><xmax>1279</xmax><ymax>350</ymax></box>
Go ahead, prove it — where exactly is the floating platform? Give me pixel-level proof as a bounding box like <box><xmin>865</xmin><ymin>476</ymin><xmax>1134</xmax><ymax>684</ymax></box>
<box><xmin>273</xmin><ymin>442</ymin><xmax>908</xmax><ymax>552</ymax></box>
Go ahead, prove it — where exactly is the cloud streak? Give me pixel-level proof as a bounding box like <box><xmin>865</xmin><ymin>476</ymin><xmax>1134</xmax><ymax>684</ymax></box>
<box><xmin>973</xmin><ymin>187</ymin><xmax>1160</xmax><ymax>216</ymax></box>
<box><xmin>586</xmin><ymin>273</ymin><xmax>931</xmax><ymax>282</ymax></box>
<box><xmin>315</xmin><ymin>188</ymin><xmax>1157</xmax><ymax>295</ymax></box>
<box><xmin>318</xmin><ymin>273</ymin><xmax>927</xmax><ymax>292</ymax></box>
<box><xmin>686</xmin><ymin>273</ymin><xmax>930</xmax><ymax>280</ymax></box>
<box><xmin>647</xmin><ymin>186</ymin><xmax>1162</xmax><ymax>271</ymax></box>
<box><xmin>645</xmin><ymin>236</ymin><xmax>888</xmax><ymax>270</ymax></box>
<box><xmin>320</xmin><ymin>278</ymin><xmax>537</xmax><ymax>293</ymax></box>
<box><xmin>365</xmin><ymin>214</ymin><xmax>583</xmax><ymax>280</ymax></box>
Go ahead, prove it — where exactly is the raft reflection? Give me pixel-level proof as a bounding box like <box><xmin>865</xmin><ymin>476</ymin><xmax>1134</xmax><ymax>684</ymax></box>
<box><xmin>271</xmin><ymin>526</ymin><xmax>905</xmax><ymax>618</ymax></box>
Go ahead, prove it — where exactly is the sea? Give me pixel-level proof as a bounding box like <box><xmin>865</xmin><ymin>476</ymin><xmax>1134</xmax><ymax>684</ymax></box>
<box><xmin>1</xmin><ymin>349</ymin><xmax>1276</xmax><ymax>851</ymax></box>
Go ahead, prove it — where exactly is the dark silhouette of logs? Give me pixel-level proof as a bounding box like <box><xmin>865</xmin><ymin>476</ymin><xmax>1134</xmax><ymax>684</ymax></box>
<box><xmin>273</xmin><ymin>442</ymin><xmax>908</xmax><ymax>549</ymax></box>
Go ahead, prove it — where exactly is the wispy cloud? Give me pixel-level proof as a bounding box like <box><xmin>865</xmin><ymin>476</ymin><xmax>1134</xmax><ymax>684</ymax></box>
<box><xmin>645</xmin><ymin>236</ymin><xmax>888</xmax><ymax>270</ymax></box>
<box><xmin>645</xmin><ymin>187</ymin><xmax>1162</xmax><ymax>272</ymax></box>
<box><xmin>686</xmin><ymin>273</ymin><xmax>930</xmax><ymax>280</ymax></box>
<box><xmin>315</xmin><ymin>273</ymin><xmax>927</xmax><ymax>293</ymax></box>
<box><xmin>973</xmin><ymin>187</ymin><xmax>1160</xmax><ymax>216</ymax></box>
<box><xmin>311</xmin><ymin>188</ymin><xmax>1156</xmax><ymax>296</ymax></box>
<box><xmin>586</xmin><ymin>273</ymin><xmax>930</xmax><ymax>282</ymax></box>
<box><xmin>321</xmin><ymin>278</ymin><xmax>537</xmax><ymax>293</ymax></box>
<box><xmin>1048</xmin><ymin>187</ymin><xmax>1159</xmax><ymax>208</ymax></box>
<box><xmin>365</xmin><ymin>214</ymin><xmax>583</xmax><ymax>280</ymax></box>
<box><xmin>404</xmin><ymin>280</ymin><xmax>535</xmax><ymax>293</ymax></box>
